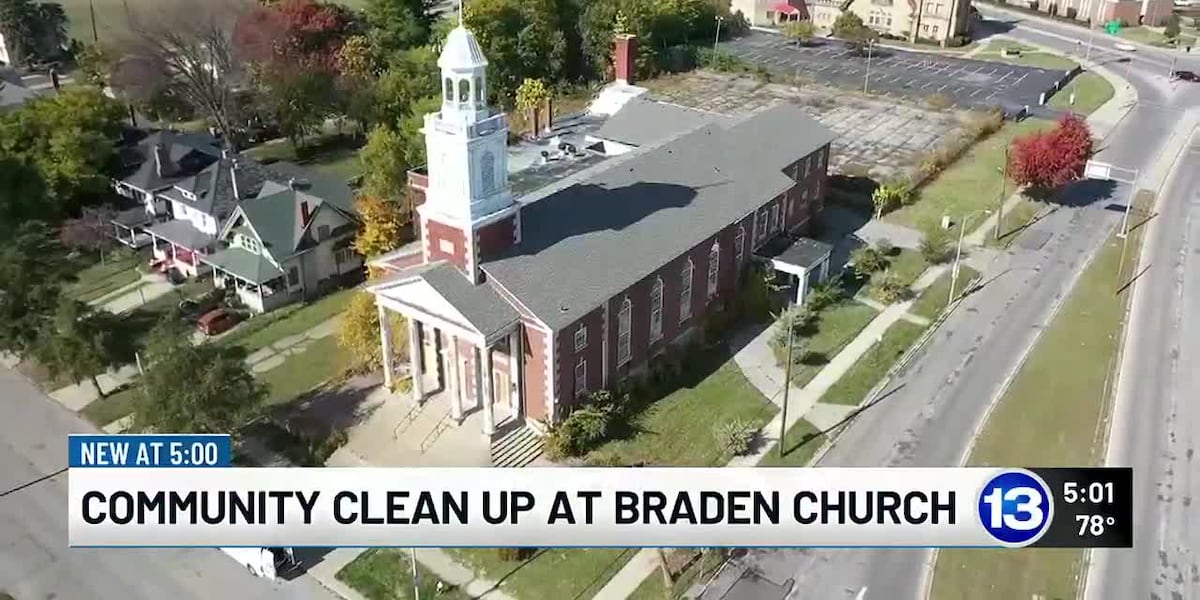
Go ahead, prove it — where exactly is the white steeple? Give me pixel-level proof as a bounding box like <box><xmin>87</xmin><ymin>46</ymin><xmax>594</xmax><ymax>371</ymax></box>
<box><xmin>437</xmin><ymin>25</ymin><xmax>490</xmax><ymax>124</ymax></box>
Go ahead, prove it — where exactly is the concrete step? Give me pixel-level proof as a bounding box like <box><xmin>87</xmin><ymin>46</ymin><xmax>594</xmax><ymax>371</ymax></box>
<box><xmin>490</xmin><ymin>425</ymin><xmax>544</xmax><ymax>468</ymax></box>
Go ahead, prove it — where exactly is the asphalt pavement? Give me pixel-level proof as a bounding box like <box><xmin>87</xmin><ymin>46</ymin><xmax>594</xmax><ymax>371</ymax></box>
<box><xmin>706</xmin><ymin>9</ymin><xmax>1200</xmax><ymax>600</ymax></box>
<box><xmin>0</xmin><ymin>367</ymin><xmax>338</xmax><ymax>599</ymax></box>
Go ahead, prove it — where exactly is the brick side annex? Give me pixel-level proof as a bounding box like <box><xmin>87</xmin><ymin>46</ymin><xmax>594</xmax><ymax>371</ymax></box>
<box><xmin>369</xmin><ymin>24</ymin><xmax>835</xmax><ymax>437</ymax></box>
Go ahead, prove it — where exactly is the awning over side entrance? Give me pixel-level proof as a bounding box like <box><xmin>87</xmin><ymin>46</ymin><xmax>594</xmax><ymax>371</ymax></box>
<box><xmin>764</xmin><ymin>237</ymin><xmax>833</xmax><ymax>276</ymax></box>
<box><xmin>770</xmin><ymin>1</ymin><xmax>802</xmax><ymax>15</ymax></box>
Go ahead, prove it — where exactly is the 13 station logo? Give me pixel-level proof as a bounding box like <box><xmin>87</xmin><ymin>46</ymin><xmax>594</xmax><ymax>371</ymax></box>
<box><xmin>977</xmin><ymin>469</ymin><xmax>1055</xmax><ymax>547</ymax></box>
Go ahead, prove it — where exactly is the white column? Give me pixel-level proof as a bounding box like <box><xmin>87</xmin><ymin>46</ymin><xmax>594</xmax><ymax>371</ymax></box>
<box><xmin>480</xmin><ymin>346</ymin><xmax>495</xmax><ymax>435</ymax></box>
<box><xmin>408</xmin><ymin>319</ymin><xmax>424</xmax><ymax>403</ymax></box>
<box><xmin>509</xmin><ymin>330</ymin><xmax>522</xmax><ymax>417</ymax></box>
<box><xmin>795</xmin><ymin>271</ymin><xmax>808</xmax><ymax>305</ymax></box>
<box><xmin>378</xmin><ymin>304</ymin><xmax>394</xmax><ymax>389</ymax></box>
<box><xmin>448</xmin><ymin>336</ymin><xmax>463</xmax><ymax>423</ymax></box>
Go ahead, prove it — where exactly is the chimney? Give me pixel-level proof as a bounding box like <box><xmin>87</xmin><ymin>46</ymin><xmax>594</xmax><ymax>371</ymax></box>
<box><xmin>288</xmin><ymin>177</ymin><xmax>296</xmax><ymax>190</ymax></box>
<box><xmin>153</xmin><ymin>143</ymin><xmax>170</xmax><ymax>178</ymax></box>
<box><xmin>300</xmin><ymin>200</ymin><xmax>313</xmax><ymax>227</ymax></box>
<box><xmin>614</xmin><ymin>34</ymin><xmax>637</xmax><ymax>85</ymax></box>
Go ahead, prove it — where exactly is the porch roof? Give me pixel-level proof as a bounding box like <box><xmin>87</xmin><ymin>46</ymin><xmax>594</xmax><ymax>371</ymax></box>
<box><xmin>146</xmin><ymin>219</ymin><xmax>215</xmax><ymax>250</ymax></box>
<box><xmin>370</xmin><ymin>261</ymin><xmax>519</xmax><ymax>344</ymax></box>
<box><xmin>762</xmin><ymin>237</ymin><xmax>833</xmax><ymax>273</ymax></box>
<box><xmin>203</xmin><ymin>247</ymin><xmax>284</xmax><ymax>285</ymax></box>
<box><xmin>111</xmin><ymin>206</ymin><xmax>153</xmax><ymax>228</ymax></box>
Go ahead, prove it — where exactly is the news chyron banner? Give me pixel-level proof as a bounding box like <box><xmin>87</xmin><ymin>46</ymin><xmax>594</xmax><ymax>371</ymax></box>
<box><xmin>67</xmin><ymin>434</ymin><xmax>1133</xmax><ymax>549</ymax></box>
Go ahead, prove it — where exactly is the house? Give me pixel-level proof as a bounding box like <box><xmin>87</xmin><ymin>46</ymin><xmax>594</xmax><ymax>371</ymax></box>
<box><xmin>204</xmin><ymin>173</ymin><xmax>362</xmax><ymax>313</ymax></box>
<box><xmin>734</xmin><ymin>0</ymin><xmax>972</xmax><ymax>44</ymax></box>
<box><xmin>368</xmin><ymin>26</ymin><xmax>836</xmax><ymax>438</ymax></box>
<box><xmin>113</xmin><ymin>129</ymin><xmax>223</xmax><ymax>217</ymax></box>
<box><xmin>0</xmin><ymin>32</ymin><xmax>11</xmax><ymax>66</ymax></box>
<box><xmin>731</xmin><ymin>0</ymin><xmax>809</xmax><ymax>25</ymax></box>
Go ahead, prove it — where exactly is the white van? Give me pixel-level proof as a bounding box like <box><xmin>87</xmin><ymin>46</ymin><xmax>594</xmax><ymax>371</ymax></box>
<box><xmin>221</xmin><ymin>547</ymin><xmax>297</xmax><ymax>580</ymax></box>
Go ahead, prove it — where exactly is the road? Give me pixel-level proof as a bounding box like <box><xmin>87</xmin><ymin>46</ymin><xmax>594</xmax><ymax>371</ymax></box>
<box><xmin>706</xmin><ymin>9</ymin><xmax>1200</xmax><ymax>600</ymax></box>
<box><xmin>0</xmin><ymin>366</ymin><xmax>338</xmax><ymax>599</ymax></box>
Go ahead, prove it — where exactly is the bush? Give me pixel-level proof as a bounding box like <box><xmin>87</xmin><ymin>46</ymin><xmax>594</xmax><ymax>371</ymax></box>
<box><xmin>920</xmin><ymin>226</ymin><xmax>955</xmax><ymax>264</ymax></box>
<box><xmin>947</xmin><ymin>34</ymin><xmax>970</xmax><ymax>47</ymax></box>
<box><xmin>697</xmin><ymin>48</ymin><xmax>748</xmax><ymax>73</ymax></box>
<box><xmin>714</xmin><ymin>419</ymin><xmax>759</xmax><ymax>456</ymax></box>
<box><xmin>850</xmin><ymin>247</ymin><xmax>888</xmax><ymax>277</ymax></box>
<box><xmin>805</xmin><ymin>278</ymin><xmax>845</xmax><ymax>311</ymax></box>
<box><xmin>1066</xmin><ymin>7</ymin><xmax>1078</xmax><ymax>19</ymax></box>
<box><xmin>544</xmin><ymin>406</ymin><xmax>613</xmax><ymax>459</ymax></box>
<box><xmin>496</xmin><ymin>547</ymin><xmax>537</xmax><ymax>561</ymax></box>
<box><xmin>966</xmin><ymin>109</ymin><xmax>1005</xmax><ymax>141</ymax></box>
<box><xmin>874</xmin><ymin>238</ymin><xmax>896</xmax><ymax>257</ymax></box>
<box><xmin>772</xmin><ymin>304</ymin><xmax>816</xmax><ymax>351</ymax></box>
<box><xmin>869</xmin><ymin>273</ymin><xmax>910</xmax><ymax>304</ymax></box>
<box><xmin>871</xmin><ymin>181</ymin><xmax>913</xmax><ymax>217</ymax></box>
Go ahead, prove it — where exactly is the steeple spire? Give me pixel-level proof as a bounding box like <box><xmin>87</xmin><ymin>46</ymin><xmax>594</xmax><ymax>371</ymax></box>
<box><xmin>458</xmin><ymin>0</ymin><xmax>464</xmax><ymax>27</ymax></box>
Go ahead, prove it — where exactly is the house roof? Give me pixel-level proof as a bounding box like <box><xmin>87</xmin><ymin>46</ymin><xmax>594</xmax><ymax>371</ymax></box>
<box><xmin>257</xmin><ymin>161</ymin><xmax>357</xmax><ymax>216</ymax></box>
<box><xmin>111</xmin><ymin>206</ymin><xmax>153</xmax><ymax>228</ymax></box>
<box><xmin>117</xmin><ymin>130</ymin><xmax>222</xmax><ymax>192</ymax></box>
<box><xmin>163</xmin><ymin>155</ymin><xmax>274</xmax><ymax>220</ymax></box>
<box><xmin>482</xmin><ymin>102</ymin><xmax>836</xmax><ymax>330</ymax></box>
<box><xmin>439</xmin><ymin>25</ymin><xmax>488</xmax><ymax>71</ymax></box>
<box><xmin>146</xmin><ymin>219</ymin><xmax>216</xmax><ymax>250</ymax></box>
<box><xmin>373</xmin><ymin>261</ymin><xmax>519</xmax><ymax>341</ymax></box>
<box><xmin>237</xmin><ymin>188</ymin><xmax>322</xmax><ymax>261</ymax></box>
<box><xmin>768</xmin><ymin>237</ymin><xmax>833</xmax><ymax>270</ymax></box>
<box><xmin>591</xmin><ymin>98</ymin><xmax>733</xmax><ymax>149</ymax></box>
<box><xmin>0</xmin><ymin>78</ymin><xmax>36</xmax><ymax>109</ymax></box>
<box><xmin>204</xmin><ymin>246</ymin><xmax>285</xmax><ymax>284</ymax></box>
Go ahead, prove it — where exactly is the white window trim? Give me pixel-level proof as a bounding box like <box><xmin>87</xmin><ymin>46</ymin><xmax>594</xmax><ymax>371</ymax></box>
<box><xmin>574</xmin><ymin>357</ymin><xmax>587</xmax><ymax>397</ymax></box>
<box><xmin>574</xmin><ymin>325</ymin><xmax>587</xmax><ymax>351</ymax></box>
<box><xmin>439</xmin><ymin>239</ymin><xmax>455</xmax><ymax>254</ymax></box>
<box><xmin>617</xmin><ymin>297</ymin><xmax>632</xmax><ymax>367</ymax></box>
<box><xmin>680</xmin><ymin>258</ymin><xmax>694</xmax><ymax>323</ymax></box>
<box><xmin>735</xmin><ymin>226</ymin><xmax>746</xmax><ymax>270</ymax></box>
<box><xmin>707</xmin><ymin>241</ymin><xmax>720</xmax><ymax>298</ymax></box>
<box><xmin>649</xmin><ymin>277</ymin><xmax>663</xmax><ymax>343</ymax></box>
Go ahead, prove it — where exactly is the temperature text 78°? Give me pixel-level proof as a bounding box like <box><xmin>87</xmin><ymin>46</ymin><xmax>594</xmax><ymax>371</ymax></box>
<box><xmin>1076</xmin><ymin>514</ymin><xmax>1116</xmax><ymax>536</ymax></box>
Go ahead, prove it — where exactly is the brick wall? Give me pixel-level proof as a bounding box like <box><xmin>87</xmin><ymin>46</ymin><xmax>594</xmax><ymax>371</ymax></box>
<box><xmin>522</xmin><ymin>323</ymin><xmax>550</xmax><ymax>422</ymax></box>
<box><xmin>476</xmin><ymin>214</ymin><xmax>518</xmax><ymax>260</ymax></box>
<box><xmin>554</xmin><ymin>307</ymin><xmax>605</xmax><ymax>412</ymax></box>
<box><xmin>424</xmin><ymin>217</ymin><xmax>468</xmax><ymax>270</ymax></box>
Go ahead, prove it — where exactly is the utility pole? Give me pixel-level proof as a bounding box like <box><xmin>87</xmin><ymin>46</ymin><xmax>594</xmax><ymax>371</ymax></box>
<box><xmin>949</xmin><ymin>218</ymin><xmax>967</xmax><ymax>305</ymax></box>
<box><xmin>994</xmin><ymin>146</ymin><xmax>1008</xmax><ymax>241</ymax></box>
<box><xmin>714</xmin><ymin>16</ymin><xmax>724</xmax><ymax>55</ymax></box>
<box><xmin>863</xmin><ymin>40</ymin><xmax>876</xmax><ymax>94</ymax></box>
<box><xmin>89</xmin><ymin>0</ymin><xmax>99</xmax><ymax>43</ymax></box>
<box><xmin>778</xmin><ymin>319</ymin><xmax>795</xmax><ymax>458</ymax></box>
<box><xmin>410</xmin><ymin>548</ymin><xmax>421</xmax><ymax>600</ymax></box>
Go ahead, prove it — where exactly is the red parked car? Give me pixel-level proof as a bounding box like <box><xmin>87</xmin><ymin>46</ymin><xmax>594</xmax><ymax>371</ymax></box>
<box><xmin>196</xmin><ymin>309</ymin><xmax>241</xmax><ymax>337</ymax></box>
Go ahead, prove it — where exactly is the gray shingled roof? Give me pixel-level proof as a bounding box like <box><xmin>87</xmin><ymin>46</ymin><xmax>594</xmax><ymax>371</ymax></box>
<box><xmin>592</xmin><ymin>98</ymin><xmax>732</xmax><ymax>148</ymax></box>
<box><xmin>118</xmin><ymin>130</ymin><xmax>222</xmax><ymax>192</ymax></box>
<box><xmin>0</xmin><ymin>79</ymin><xmax>36</xmax><ymax>109</ymax></box>
<box><xmin>374</xmin><ymin>261</ymin><xmax>519</xmax><ymax>340</ymax></box>
<box><xmin>262</xmin><ymin>161</ymin><xmax>357</xmax><ymax>216</ymax></box>
<box><xmin>235</xmin><ymin>188</ymin><xmax>355</xmax><ymax>263</ymax></box>
<box><xmin>769</xmin><ymin>237</ymin><xmax>832</xmax><ymax>270</ymax></box>
<box><xmin>163</xmin><ymin>156</ymin><xmax>274</xmax><ymax>220</ymax></box>
<box><xmin>483</xmin><ymin>102</ymin><xmax>835</xmax><ymax>330</ymax></box>
<box><xmin>146</xmin><ymin>219</ymin><xmax>216</xmax><ymax>250</ymax></box>
<box><xmin>203</xmin><ymin>247</ymin><xmax>285</xmax><ymax>284</ymax></box>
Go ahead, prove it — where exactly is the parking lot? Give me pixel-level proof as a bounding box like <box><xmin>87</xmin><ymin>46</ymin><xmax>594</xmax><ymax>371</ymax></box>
<box><xmin>720</xmin><ymin>32</ymin><xmax>1068</xmax><ymax>110</ymax></box>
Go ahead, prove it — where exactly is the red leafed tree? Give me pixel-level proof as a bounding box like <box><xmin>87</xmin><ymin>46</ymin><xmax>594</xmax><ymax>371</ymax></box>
<box><xmin>1008</xmin><ymin>114</ymin><xmax>1094</xmax><ymax>201</ymax></box>
<box><xmin>233</xmin><ymin>0</ymin><xmax>353</xmax><ymax>72</ymax></box>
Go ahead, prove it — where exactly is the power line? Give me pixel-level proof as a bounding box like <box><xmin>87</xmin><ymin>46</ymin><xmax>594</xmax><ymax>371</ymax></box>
<box><xmin>0</xmin><ymin>466</ymin><xmax>68</xmax><ymax>498</ymax></box>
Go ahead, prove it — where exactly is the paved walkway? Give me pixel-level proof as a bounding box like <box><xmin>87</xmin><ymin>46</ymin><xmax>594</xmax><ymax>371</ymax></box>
<box><xmin>90</xmin><ymin>272</ymin><xmax>177</xmax><ymax>315</ymax></box>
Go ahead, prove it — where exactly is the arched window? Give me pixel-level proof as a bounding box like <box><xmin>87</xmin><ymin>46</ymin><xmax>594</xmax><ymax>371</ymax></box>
<box><xmin>707</xmin><ymin>241</ymin><xmax>720</xmax><ymax>298</ymax></box>
<box><xmin>474</xmin><ymin>76</ymin><xmax>484</xmax><ymax>103</ymax></box>
<box><xmin>617</xmin><ymin>297</ymin><xmax>632</xmax><ymax>366</ymax></box>
<box><xmin>458</xmin><ymin>78</ymin><xmax>470</xmax><ymax>103</ymax></box>
<box><xmin>734</xmin><ymin>226</ymin><xmax>746</xmax><ymax>271</ymax></box>
<box><xmin>680</xmin><ymin>258</ymin><xmax>694</xmax><ymax>322</ymax></box>
<box><xmin>444</xmin><ymin>77</ymin><xmax>453</xmax><ymax>101</ymax></box>
<box><xmin>480</xmin><ymin>151</ymin><xmax>495</xmax><ymax>194</ymax></box>
<box><xmin>649</xmin><ymin>277</ymin><xmax>663</xmax><ymax>342</ymax></box>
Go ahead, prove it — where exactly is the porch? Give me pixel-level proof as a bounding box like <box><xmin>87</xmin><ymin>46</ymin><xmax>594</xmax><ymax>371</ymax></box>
<box><xmin>204</xmin><ymin>247</ymin><xmax>294</xmax><ymax>314</ymax></box>
<box><xmin>109</xmin><ymin>207</ymin><xmax>154</xmax><ymax>249</ymax></box>
<box><xmin>760</xmin><ymin>237</ymin><xmax>834</xmax><ymax>305</ymax></box>
<box><xmin>145</xmin><ymin>219</ymin><xmax>216</xmax><ymax>279</ymax></box>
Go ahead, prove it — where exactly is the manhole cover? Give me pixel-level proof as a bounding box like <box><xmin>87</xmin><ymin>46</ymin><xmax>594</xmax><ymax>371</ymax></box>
<box><xmin>1019</xmin><ymin>230</ymin><xmax>1053</xmax><ymax>251</ymax></box>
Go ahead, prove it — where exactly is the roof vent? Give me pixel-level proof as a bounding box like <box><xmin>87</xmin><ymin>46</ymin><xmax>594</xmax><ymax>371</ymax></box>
<box><xmin>559</xmin><ymin>305</ymin><xmax>569</xmax><ymax>313</ymax></box>
<box><xmin>289</xmin><ymin>177</ymin><xmax>311</xmax><ymax>190</ymax></box>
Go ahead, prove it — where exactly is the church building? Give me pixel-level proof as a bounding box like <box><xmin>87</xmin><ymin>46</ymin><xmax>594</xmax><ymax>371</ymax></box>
<box><xmin>369</xmin><ymin>24</ymin><xmax>836</xmax><ymax>437</ymax></box>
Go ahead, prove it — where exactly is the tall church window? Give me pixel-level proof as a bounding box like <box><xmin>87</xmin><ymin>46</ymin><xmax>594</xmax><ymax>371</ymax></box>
<box><xmin>444</xmin><ymin>78</ymin><xmax>453</xmax><ymax>101</ymax></box>
<box><xmin>680</xmin><ymin>259</ymin><xmax>693</xmax><ymax>322</ymax></box>
<box><xmin>649</xmin><ymin>277</ymin><xmax>663</xmax><ymax>342</ymax></box>
<box><xmin>480</xmin><ymin>151</ymin><xmax>495</xmax><ymax>194</ymax></box>
<box><xmin>707</xmin><ymin>241</ymin><xmax>720</xmax><ymax>298</ymax></box>
<box><xmin>617</xmin><ymin>298</ymin><xmax>632</xmax><ymax>366</ymax></box>
<box><xmin>735</xmin><ymin>226</ymin><xmax>745</xmax><ymax>270</ymax></box>
<box><xmin>459</xmin><ymin>78</ymin><xmax>470</xmax><ymax>103</ymax></box>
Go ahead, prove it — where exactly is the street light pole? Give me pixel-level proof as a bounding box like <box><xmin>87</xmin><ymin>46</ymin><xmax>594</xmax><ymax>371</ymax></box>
<box><xmin>994</xmin><ymin>146</ymin><xmax>1008</xmax><ymax>241</ymax></box>
<box><xmin>714</xmin><ymin>17</ymin><xmax>724</xmax><ymax>55</ymax></box>
<box><xmin>864</xmin><ymin>40</ymin><xmax>876</xmax><ymax>94</ymax></box>
<box><xmin>410</xmin><ymin>548</ymin><xmax>421</xmax><ymax>600</ymax></box>
<box><xmin>950</xmin><ymin>209</ymin><xmax>989</xmax><ymax>304</ymax></box>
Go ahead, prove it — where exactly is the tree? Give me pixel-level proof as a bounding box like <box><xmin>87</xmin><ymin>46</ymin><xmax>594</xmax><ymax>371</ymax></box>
<box><xmin>33</xmin><ymin>298</ymin><xmax>126</xmax><ymax>397</ymax></box>
<box><xmin>75</xmin><ymin>42</ymin><xmax>114</xmax><ymax>88</ymax></box>
<box><xmin>134</xmin><ymin>314</ymin><xmax>265</xmax><ymax>434</ymax></box>
<box><xmin>337</xmin><ymin>289</ymin><xmax>408</xmax><ymax>374</ymax></box>
<box><xmin>0</xmin><ymin>0</ymin><xmax>67</xmax><ymax>65</ymax></box>
<box><xmin>515</xmin><ymin>77</ymin><xmax>549</xmax><ymax>137</ymax></box>
<box><xmin>1007</xmin><ymin>114</ymin><xmax>1093</xmax><ymax>202</ymax></box>
<box><xmin>233</xmin><ymin>0</ymin><xmax>354</xmax><ymax>72</ymax></box>
<box><xmin>352</xmin><ymin>193</ymin><xmax>411</xmax><ymax>261</ymax></box>
<box><xmin>782</xmin><ymin>20</ymin><xmax>815</xmax><ymax>47</ymax></box>
<box><xmin>0</xmin><ymin>154</ymin><xmax>52</xmax><ymax>239</ymax></box>
<box><xmin>262</xmin><ymin>69</ymin><xmax>338</xmax><ymax>148</ymax></box>
<box><xmin>361</xmin><ymin>124</ymin><xmax>412</xmax><ymax>203</ymax></box>
<box><xmin>1165</xmin><ymin>14</ymin><xmax>1181</xmax><ymax>40</ymax></box>
<box><xmin>871</xmin><ymin>182</ymin><xmax>911</xmax><ymax>218</ymax></box>
<box><xmin>463</xmin><ymin>0</ymin><xmax>568</xmax><ymax>103</ymax></box>
<box><xmin>117</xmin><ymin>0</ymin><xmax>251</xmax><ymax>148</ymax></box>
<box><xmin>60</xmin><ymin>206</ymin><xmax>118</xmax><ymax>262</ymax></box>
<box><xmin>365</xmin><ymin>0</ymin><xmax>433</xmax><ymax>57</ymax></box>
<box><xmin>832</xmin><ymin>12</ymin><xmax>877</xmax><ymax>53</ymax></box>
<box><xmin>0</xmin><ymin>222</ymin><xmax>74</xmax><ymax>355</ymax></box>
<box><xmin>369</xmin><ymin>47</ymin><xmax>438</xmax><ymax>126</ymax></box>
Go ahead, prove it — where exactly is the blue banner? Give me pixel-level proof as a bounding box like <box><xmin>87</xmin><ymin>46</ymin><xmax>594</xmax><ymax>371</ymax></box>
<box><xmin>69</xmin><ymin>434</ymin><xmax>232</xmax><ymax>468</ymax></box>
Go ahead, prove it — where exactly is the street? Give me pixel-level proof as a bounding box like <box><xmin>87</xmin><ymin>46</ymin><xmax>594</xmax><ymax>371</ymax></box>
<box><xmin>0</xmin><ymin>367</ymin><xmax>337</xmax><ymax>599</ymax></box>
<box><xmin>710</xmin><ymin>8</ymin><xmax>1200</xmax><ymax>600</ymax></box>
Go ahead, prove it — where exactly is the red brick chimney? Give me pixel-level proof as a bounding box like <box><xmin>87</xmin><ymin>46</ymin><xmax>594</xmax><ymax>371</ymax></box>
<box><xmin>614</xmin><ymin>34</ymin><xmax>637</xmax><ymax>85</ymax></box>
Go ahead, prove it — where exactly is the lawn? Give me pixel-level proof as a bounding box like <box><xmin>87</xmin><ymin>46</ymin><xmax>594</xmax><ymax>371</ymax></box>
<box><xmin>1048</xmin><ymin>72</ymin><xmax>1114</xmax><ymax>115</ymax></box>
<box><xmin>974</xmin><ymin>44</ymin><xmax>1078</xmax><ymax>70</ymax></box>
<box><xmin>990</xmin><ymin>197</ymin><xmax>1045</xmax><ymax>247</ymax></box>
<box><xmin>80</xmin><ymin>384</ymin><xmax>143</xmax><ymax>429</ymax></box>
<box><xmin>883</xmin><ymin>249</ymin><xmax>928</xmax><ymax>289</ymax></box>
<box><xmin>780</xmin><ymin>301</ymin><xmax>878</xmax><ymax>387</ymax></box>
<box><xmin>219</xmin><ymin>287</ymin><xmax>355</xmax><ymax>354</ymax></box>
<box><xmin>908</xmin><ymin>266</ymin><xmax>980</xmax><ymax>320</ymax></box>
<box><xmin>337</xmin><ymin>549</ymin><xmax>470</xmax><ymax>600</ymax></box>
<box><xmin>66</xmin><ymin>253</ymin><xmax>142</xmax><ymax>303</ymax></box>
<box><xmin>448</xmin><ymin>548</ymin><xmax>635</xmax><ymax>600</ymax></box>
<box><xmin>629</xmin><ymin>550</ymin><xmax>726</xmax><ymax>600</ymax></box>
<box><xmin>244</xmin><ymin>134</ymin><xmax>364</xmax><ymax>182</ymax></box>
<box><xmin>586</xmin><ymin>351</ymin><xmax>778</xmax><ymax>466</ymax></box>
<box><xmin>259</xmin><ymin>335</ymin><xmax>351</xmax><ymax>405</ymax></box>
<box><xmin>1112</xmin><ymin>27</ymin><xmax>1196</xmax><ymax>48</ymax></box>
<box><xmin>885</xmin><ymin>118</ymin><xmax>1054</xmax><ymax>232</ymax></box>
<box><xmin>758</xmin><ymin>418</ymin><xmax>827</xmax><ymax>467</ymax></box>
<box><xmin>931</xmin><ymin>226</ymin><xmax>1143</xmax><ymax>598</ymax></box>
<box><xmin>819</xmin><ymin>321</ymin><xmax>927</xmax><ymax>406</ymax></box>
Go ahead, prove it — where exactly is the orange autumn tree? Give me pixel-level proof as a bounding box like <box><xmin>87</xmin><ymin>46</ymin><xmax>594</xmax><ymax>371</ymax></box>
<box><xmin>338</xmin><ymin>194</ymin><xmax>410</xmax><ymax>377</ymax></box>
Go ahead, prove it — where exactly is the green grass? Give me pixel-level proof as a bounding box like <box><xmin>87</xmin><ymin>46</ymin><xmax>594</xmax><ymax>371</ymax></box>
<box><xmin>819</xmin><ymin>321</ymin><xmax>927</xmax><ymax>406</ymax></box>
<box><xmin>779</xmin><ymin>301</ymin><xmax>878</xmax><ymax>387</ymax></box>
<box><xmin>931</xmin><ymin>206</ymin><xmax>1148</xmax><ymax>599</ymax></box>
<box><xmin>885</xmin><ymin>118</ymin><xmax>1054</xmax><ymax>232</ymax></box>
<box><xmin>337</xmin><ymin>549</ymin><xmax>470</xmax><ymax>600</ymax></box>
<box><xmin>884</xmin><ymin>249</ymin><xmax>928</xmax><ymax>289</ymax></box>
<box><xmin>259</xmin><ymin>336</ymin><xmax>350</xmax><ymax>405</ymax></box>
<box><xmin>80</xmin><ymin>385</ymin><xmax>143</xmax><ymax>428</ymax></box>
<box><xmin>448</xmin><ymin>548</ymin><xmax>635</xmax><ymax>600</ymax></box>
<box><xmin>219</xmin><ymin>287</ymin><xmax>354</xmax><ymax>353</ymax></box>
<box><xmin>587</xmin><ymin>352</ymin><xmax>778</xmax><ymax>466</ymax></box>
<box><xmin>67</xmin><ymin>254</ymin><xmax>142</xmax><ymax>303</ymax></box>
<box><xmin>758</xmin><ymin>418</ymin><xmax>828</xmax><ymax>467</ymax></box>
<box><xmin>989</xmin><ymin>197</ymin><xmax>1046</xmax><ymax>248</ymax></box>
<box><xmin>975</xmin><ymin>44</ymin><xmax>1079</xmax><ymax>70</ymax></box>
<box><xmin>244</xmin><ymin>135</ymin><xmax>364</xmax><ymax>182</ymax></box>
<box><xmin>1048</xmin><ymin>72</ymin><xmax>1114</xmax><ymax>115</ymax></box>
<box><xmin>909</xmin><ymin>266</ymin><xmax>980</xmax><ymax>320</ymax></box>
<box><xmin>1111</xmin><ymin>26</ymin><xmax>1196</xmax><ymax>47</ymax></box>
<box><xmin>132</xmin><ymin>278</ymin><xmax>212</xmax><ymax>317</ymax></box>
<box><xmin>629</xmin><ymin>550</ymin><xmax>726</xmax><ymax>600</ymax></box>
